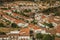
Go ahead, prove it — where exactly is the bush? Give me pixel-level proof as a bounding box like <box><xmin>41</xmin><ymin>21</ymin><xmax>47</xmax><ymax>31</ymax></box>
<box><xmin>12</xmin><ymin>10</ymin><xmax>20</xmax><ymax>14</ymax></box>
<box><xmin>43</xmin><ymin>22</ymin><xmax>54</xmax><ymax>28</ymax></box>
<box><xmin>36</xmin><ymin>33</ymin><xmax>43</xmax><ymax>40</ymax></box>
<box><xmin>30</xmin><ymin>30</ymin><xmax>34</xmax><ymax>37</ymax></box>
<box><xmin>36</xmin><ymin>33</ymin><xmax>55</xmax><ymax>40</ymax></box>
<box><xmin>24</xmin><ymin>9</ymin><xmax>31</xmax><ymax>13</ymax></box>
<box><xmin>0</xmin><ymin>23</ymin><xmax>5</xmax><ymax>27</ymax></box>
<box><xmin>11</xmin><ymin>23</ymin><xmax>18</xmax><ymax>28</ymax></box>
<box><xmin>31</xmin><ymin>19</ymin><xmax>37</xmax><ymax>24</ymax></box>
<box><xmin>42</xmin><ymin>34</ymin><xmax>55</xmax><ymax>40</ymax></box>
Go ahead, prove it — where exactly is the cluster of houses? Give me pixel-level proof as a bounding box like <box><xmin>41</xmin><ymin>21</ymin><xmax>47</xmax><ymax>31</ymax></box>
<box><xmin>0</xmin><ymin>1</ymin><xmax>60</xmax><ymax>40</ymax></box>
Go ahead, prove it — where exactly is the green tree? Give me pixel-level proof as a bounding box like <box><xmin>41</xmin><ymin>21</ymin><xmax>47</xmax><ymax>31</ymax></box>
<box><xmin>48</xmin><ymin>23</ymin><xmax>54</xmax><ymax>28</ymax></box>
<box><xmin>0</xmin><ymin>23</ymin><xmax>5</xmax><ymax>27</ymax></box>
<box><xmin>30</xmin><ymin>29</ymin><xmax>34</xmax><ymax>37</ymax></box>
<box><xmin>24</xmin><ymin>9</ymin><xmax>31</xmax><ymax>13</ymax></box>
<box><xmin>36</xmin><ymin>33</ymin><xmax>43</xmax><ymax>40</ymax></box>
<box><xmin>43</xmin><ymin>22</ymin><xmax>54</xmax><ymax>28</ymax></box>
<box><xmin>11</xmin><ymin>23</ymin><xmax>18</xmax><ymax>28</ymax></box>
<box><xmin>31</xmin><ymin>19</ymin><xmax>37</xmax><ymax>24</ymax></box>
<box><xmin>42</xmin><ymin>34</ymin><xmax>55</xmax><ymax>40</ymax></box>
<box><xmin>12</xmin><ymin>9</ymin><xmax>20</xmax><ymax>14</ymax></box>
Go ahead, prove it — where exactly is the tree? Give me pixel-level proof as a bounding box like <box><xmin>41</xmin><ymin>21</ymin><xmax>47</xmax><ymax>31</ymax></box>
<box><xmin>12</xmin><ymin>9</ymin><xmax>20</xmax><ymax>14</ymax></box>
<box><xmin>42</xmin><ymin>34</ymin><xmax>55</xmax><ymax>40</ymax></box>
<box><xmin>42</xmin><ymin>6</ymin><xmax>60</xmax><ymax>16</ymax></box>
<box><xmin>30</xmin><ymin>29</ymin><xmax>34</xmax><ymax>37</ymax></box>
<box><xmin>36</xmin><ymin>33</ymin><xmax>43</xmax><ymax>40</ymax></box>
<box><xmin>31</xmin><ymin>19</ymin><xmax>37</xmax><ymax>24</ymax></box>
<box><xmin>11</xmin><ymin>23</ymin><xmax>18</xmax><ymax>28</ymax></box>
<box><xmin>24</xmin><ymin>9</ymin><xmax>31</xmax><ymax>13</ymax></box>
<box><xmin>0</xmin><ymin>23</ymin><xmax>5</xmax><ymax>27</ymax></box>
<box><xmin>43</xmin><ymin>22</ymin><xmax>54</xmax><ymax>28</ymax></box>
<box><xmin>48</xmin><ymin>23</ymin><xmax>54</xmax><ymax>28</ymax></box>
<box><xmin>25</xmin><ymin>20</ymin><xmax>29</xmax><ymax>23</ymax></box>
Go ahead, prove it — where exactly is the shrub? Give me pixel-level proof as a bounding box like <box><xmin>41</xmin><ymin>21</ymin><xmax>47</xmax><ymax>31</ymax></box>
<box><xmin>43</xmin><ymin>22</ymin><xmax>54</xmax><ymax>28</ymax></box>
<box><xmin>0</xmin><ymin>23</ymin><xmax>5</xmax><ymax>27</ymax></box>
<box><xmin>42</xmin><ymin>34</ymin><xmax>55</xmax><ymax>40</ymax></box>
<box><xmin>11</xmin><ymin>23</ymin><xmax>18</xmax><ymax>28</ymax></box>
<box><xmin>36</xmin><ymin>33</ymin><xmax>43</xmax><ymax>39</ymax></box>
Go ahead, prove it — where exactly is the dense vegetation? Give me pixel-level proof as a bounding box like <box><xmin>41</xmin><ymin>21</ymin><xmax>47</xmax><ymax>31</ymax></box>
<box><xmin>11</xmin><ymin>23</ymin><xmax>19</xmax><ymax>28</ymax></box>
<box><xmin>36</xmin><ymin>33</ymin><xmax>55</xmax><ymax>40</ymax></box>
<box><xmin>42</xmin><ymin>6</ymin><xmax>60</xmax><ymax>16</ymax></box>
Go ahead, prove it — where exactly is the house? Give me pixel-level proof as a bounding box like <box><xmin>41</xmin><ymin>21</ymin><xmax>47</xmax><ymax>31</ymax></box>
<box><xmin>19</xmin><ymin>28</ymin><xmax>30</xmax><ymax>40</ymax></box>
<box><xmin>7</xmin><ymin>30</ymin><xmax>20</xmax><ymax>40</ymax></box>
<box><xmin>0</xmin><ymin>35</ymin><xmax>9</xmax><ymax>40</ymax></box>
<box><xmin>56</xmin><ymin>24</ymin><xmax>60</xmax><ymax>36</ymax></box>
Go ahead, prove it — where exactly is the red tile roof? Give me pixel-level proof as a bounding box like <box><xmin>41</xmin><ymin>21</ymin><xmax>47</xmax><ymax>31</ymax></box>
<box><xmin>56</xmin><ymin>25</ymin><xmax>60</xmax><ymax>33</ymax></box>
<box><xmin>41</xmin><ymin>15</ymin><xmax>46</xmax><ymax>19</ymax></box>
<box><xmin>19</xmin><ymin>24</ymin><xmax>40</xmax><ymax>36</ymax></box>
<box><xmin>19</xmin><ymin>28</ymin><xmax>30</xmax><ymax>36</ymax></box>
<box><xmin>28</xmin><ymin>24</ymin><xmax>40</xmax><ymax>30</ymax></box>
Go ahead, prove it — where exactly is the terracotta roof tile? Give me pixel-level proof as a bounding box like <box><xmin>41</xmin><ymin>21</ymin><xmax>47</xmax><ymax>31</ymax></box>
<box><xmin>28</xmin><ymin>24</ymin><xmax>40</xmax><ymax>30</ymax></box>
<box><xmin>56</xmin><ymin>25</ymin><xmax>60</xmax><ymax>33</ymax></box>
<box><xmin>19</xmin><ymin>28</ymin><xmax>30</xmax><ymax>36</ymax></box>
